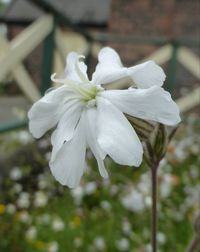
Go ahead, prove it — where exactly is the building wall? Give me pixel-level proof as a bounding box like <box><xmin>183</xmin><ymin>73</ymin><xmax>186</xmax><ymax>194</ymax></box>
<box><xmin>5</xmin><ymin>0</ymin><xmax>200</xmax><ymax>97</ymax></box>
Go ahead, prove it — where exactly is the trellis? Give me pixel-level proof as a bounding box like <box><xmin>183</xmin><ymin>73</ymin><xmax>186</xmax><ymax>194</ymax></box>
<box><xmin>0</xmin><ymin>0</ymin><xmax>199</xmax><ymax>133</ymax></box>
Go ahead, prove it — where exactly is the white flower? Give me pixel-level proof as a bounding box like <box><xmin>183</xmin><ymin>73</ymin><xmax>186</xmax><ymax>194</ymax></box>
<box><xmin>34</xmin><ymin>191</ymin><xmax>48</xmax><ymax>207</ymax></box>
<box><xmin>17</xmin><ymin>192</ymin><xmax>30</xmax><ymax>208</ymax></box>
<box><xmin>25</xmin><ymin>226</ymin><xmax>37</xmax><ymax>240</ymax></box>
<box><xmin>84</xmin><ymin>182</ymin><xmax>97</xmax><ymax>195</ymax></box>
<box><xmin>10</xmin><ymin>167</ymin><xmax>22</xmax><ymax>180</ymax></box>
<box><xmin>47</xmin><ymin>241</ymin><xmax>59</xmax><ymax>252</ymax></box>
<box><xmin>51</xmin><ymin>217</ymin><xmax>65</xmax><ymax>231</ymax></box>
<box><xmin>18</xmin><ymin>211</ymin><xmax>31</xmax><ymax>223</ymax></box>
<box><xmin>6</xmin><ymin>204</ymin><xmax>16</xmax><ymax>214</ymax></box>
<box><xmin>17</xmin><ymin>130</ymin><xmax>32</xmax><ymax>144</ymax></box>
<box><xmin>160</xmin><ymin>174</ymin><xmax>172</xmax><ymax>198</ymax></box>
<box><xmin>121</xmin><ymin>219</ymin><xmax>131</xmax><ymax>235</ymax></box>
<box><xmin>100</xmin><ymin>200</ymin><xmax>111</xmax><ymax>210</ymax></box>
<box><xmin>28</xmin><ymin>47</ymin><xmax>181</xmax><ymax>188</ymax></box>
<box><xmin>157</xmin><ymin>232</ymin><xmax>166</xmax><ymax>244</ymax></box>
<box><xmin>115</xmin><ymin>238</ymin><xmax>130</xmax><ymax>251</ymax></box>
<box><xmin>93</xmin><ymin>237</ymin><xmax>106</xmax><ymax>251</ymax></box>
<box><xmin>121</xmin><ymin>189</ymin><xmax>145</xmax><ymax>212</ymax></box>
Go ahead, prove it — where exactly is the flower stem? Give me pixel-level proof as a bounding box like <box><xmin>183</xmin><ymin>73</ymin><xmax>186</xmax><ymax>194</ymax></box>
<box><xmin>150</xmin><ymin>163</ymin><xmax>158</xmax><ymax>252</ymax></box>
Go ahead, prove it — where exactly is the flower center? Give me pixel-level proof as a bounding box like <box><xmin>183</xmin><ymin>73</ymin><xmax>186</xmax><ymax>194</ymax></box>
<box><xmin>71</xmin><ymin>83</ymin><xmax>103</xmax><ymax>103</ymax></box>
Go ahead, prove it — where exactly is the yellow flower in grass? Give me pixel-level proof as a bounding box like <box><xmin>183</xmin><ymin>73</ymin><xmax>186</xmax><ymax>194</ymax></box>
<box><xmin>0</xmin><ymin>204</ymin><xmax>6</xmax><ymax>214</ymax></box>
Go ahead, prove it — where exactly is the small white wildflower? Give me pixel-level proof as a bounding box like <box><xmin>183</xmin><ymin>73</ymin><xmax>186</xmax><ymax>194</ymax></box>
<box><xmin>17</xmin><ymin>192</ymin><xmax>30</xmax><ymax>208</ymax></box>
<box><xmin>115</xmin><ymin>238</ymin><xmax>130</xmax><ymax>251</ymax></box>
<box><xmin>174</xmin><ymin>143</ymin><xmax>187</xmax><ymax>161</ymax></box>
<box><xmin>160</xmin><ymin>174</ymin><xmax>172</xmax><ymax>198</ymax></box>
<box><xmin>100</xmin><ymin>200</ymin><xmax>111</xmax><ymax>210</ymax></box>
<box><xmin>34</xmin><ymin>191</ymin><xmax>48</xmax><ymax>207</ymax></box>
<box><xmin>138</xmin><ymin>173</ymin><xmax>151</xmax><ymax>195</ymax></box>
<box><xmin>47</xmin><ymin>241</ymin><xmax>59</xmax><ymax>252</ymax></box>
<box><xmin>121</xmin><ymin>190</ymin><xmax>145</xmax><ymax>212</ymax></box>
<box><xmin>157</xmin><ymin>232</ymin><xmax>166</xmax><ymax>244</ymax></box>
<box><xmin>52</xmin><ymin>217</ymin><xmax>65</xmax><ymax>231</ymax></box>
<box><xmin>145</xmin><ymin>243</ymin><xmax>152</xmax><ymax>252</ymax></box>
<box><xmin>93</xmin><ymin>237</ymin><xmax>106</xmax><ymax>251</ymax></box>
<box><xmin>144</xmin><ymin>196</ymin><xmax>152</xmax><ymax>207</ymax></box>
<box><xmin>10</xmin><ymin>167</ymin><xmax>22</xmax><ymax>180</ymax></box>
<box><xmin>84</xmin><ymin>182</ymin><xmax>97</xmax><ymax>195</ymax></box>
<box><xmin>25</xmin><ymin>226</ymin><xmax>37</xmax><ymax>240</ymax></box>
<box><xmin>18</xmin><ymin>211</ymin><xmax>31</xmax><ymax>223</ymax></box>
<box><xmin>6</xmin><ymin>204</ymin><xmax>16</xmax><ymax>214</ymax></box>
<box><xmin>17</xmin><ymin>130</ymin><xmax>32</xmax><ymax>144</ymax></box>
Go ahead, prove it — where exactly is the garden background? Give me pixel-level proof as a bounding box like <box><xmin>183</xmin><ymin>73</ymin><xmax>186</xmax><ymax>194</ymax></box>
<box><xmin>0</xmin><ymin>0</ymin><xmax>199</xmax><ymax>251</ymax></box>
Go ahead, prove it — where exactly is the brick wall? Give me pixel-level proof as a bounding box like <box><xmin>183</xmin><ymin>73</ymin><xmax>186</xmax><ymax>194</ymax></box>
<box><xmin>6</xmin><ymin>0</ymin><xmax>200</xmax><ymax>97</ymax></box>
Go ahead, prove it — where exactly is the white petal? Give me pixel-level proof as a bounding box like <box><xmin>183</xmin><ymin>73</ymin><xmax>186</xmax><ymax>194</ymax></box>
<box><xmin>49</xmin><ymin>113</ymin><xmax>86</xmax><ymax>188</ymax></box>
<box><xmin>96</xmin><ymin>47</ymin><xmax>123</xmax><ymax>68</ymax></box>
<box><xmin>51</xmin><ymin>100</ymin><xmax>83</xmax><ymax>162</ymax></box>
<box><xmin>85</xmin><ymin>108</ymin><xmax>108</xmax><ymax>178</ymax></box>
<box><xmin>65</xmin><ymin>52</ymin><xmax>89</xmax><ymax>82</ymax></box>
<box><xmin>96</xmin><ymin>97</ymin><xmax>143</xmax><ymax>166</ymax></box>
<box><xmin>92</xmin><ymin>47</ymin><xmax>129</xmax><ymax>85</ymax></box>
<box><xmin>127</xmin><ymin>61</ymin><xmax>166</xmax><ymax>88</ymax></box>
<box><xmin>102</xmin><ymin>86</ymin><xmax>181</xmax><ymax>126</ymax></box>
<box><xmin>92</xmin><ymin>47</ymin><xmax>165</xmax><ymax>88</ymax></box>
<box><xmin>28</xmin><ymin>86</ymin><xmax>71</xmax><ymax>138</ymax></box>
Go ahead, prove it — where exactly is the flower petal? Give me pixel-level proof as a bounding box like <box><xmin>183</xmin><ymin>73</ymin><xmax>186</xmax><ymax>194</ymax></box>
<box><xmin>49</xmin><ymin>113</ymin><xmax>86</xmax><ymax>188</ymax></box>
<box><xmin>85</xmin><ymin>108</ymin><xmax>108</xmax><ymax>178</ymax></box>
<box><xmin>92</xmin><ymin>47</ymin><xmax>129</xmax><ymax>85</ymax></box>
<box><xmin>92</xmin><ymin>47</ymin><xmax>165</xmax><ymax>88</ymax></box>
<box><xmin>65</xmin><ymin>52</ymin><xmax>89</xmax><ymax>83</ymax></box>
<box><xmin>51</xmin><ymin>100</ymin><xmax>84</xmax><ymax>162</ymax></box>
<box><xmin>102</xmin><ymin>86</ymin><xmax>181</xmax><ymax>126</ymax></box>
<box><xmin>127</xmin><ymin>61</ymin><xmax>166</xmax><ymax>88</ymax></box>
<box><xmin>28</xmin><ymin>86</ymin><xmax>72</xmax><ymax>138</ymax></box>
<box><xmin>96</xmin><ymin>97</ymin><xmax>143</xmax><ymax>166</ymax></box>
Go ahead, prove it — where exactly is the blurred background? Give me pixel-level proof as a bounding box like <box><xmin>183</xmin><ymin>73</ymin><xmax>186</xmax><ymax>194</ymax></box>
<box><xmin>0</xmin><ymin>0</ymin><xmax>199</xmax><ymax>251</ymax></box>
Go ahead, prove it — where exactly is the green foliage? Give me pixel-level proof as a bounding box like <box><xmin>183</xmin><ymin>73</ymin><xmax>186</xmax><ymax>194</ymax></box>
<box><xmin>0</xmin><ymin>115</ymin><xmax>199</xmax><ymax>252</ymax></box>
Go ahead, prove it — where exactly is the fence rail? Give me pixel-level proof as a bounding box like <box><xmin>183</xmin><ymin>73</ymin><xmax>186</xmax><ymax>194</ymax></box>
<box><xmin>0</xmin><ymin>0</ymin><xmax>199</xmax><ymax>133</ymax></box>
